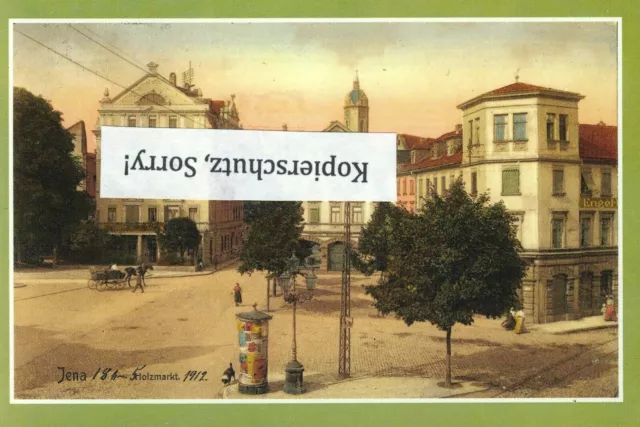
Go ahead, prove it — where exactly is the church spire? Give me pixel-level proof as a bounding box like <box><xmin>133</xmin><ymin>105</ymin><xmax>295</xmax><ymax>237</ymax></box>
<box><xmin>353</xmin><ymin>70</ymin><xmax>360</xmax><ymax>90</ymax></box>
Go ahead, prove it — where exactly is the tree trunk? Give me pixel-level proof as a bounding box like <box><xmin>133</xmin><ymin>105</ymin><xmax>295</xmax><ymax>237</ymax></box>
<box><xmin>273</xmin><ymin>277</ymin><xmax>278</xmax><ymax>296</ymax></box>
<box><xmin>445</xmin><ymin>326</ymin><xmax>452</xmax><ymax>387</ymax></box>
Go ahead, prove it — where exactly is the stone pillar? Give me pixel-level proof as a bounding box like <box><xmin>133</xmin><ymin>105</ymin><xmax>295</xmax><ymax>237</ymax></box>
<box><xmin>136</xmin><ymin>235</ymin><xmax>143</xmax><ymax>263</ymax></box>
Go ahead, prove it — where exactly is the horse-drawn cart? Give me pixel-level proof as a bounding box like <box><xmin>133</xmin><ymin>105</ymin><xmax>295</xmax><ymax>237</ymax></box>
<box><xmin>88</xmin><ymin>268</ymin><xmax>127</xmax><ymax>291</ymax></box>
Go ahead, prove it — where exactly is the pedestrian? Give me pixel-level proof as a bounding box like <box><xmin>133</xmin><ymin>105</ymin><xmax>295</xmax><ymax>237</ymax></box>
<box><xmin>233</xmin><ymin>283</ymin><xmax>242</xmax><ymax>307</ymax></box>
<box><xmin>132</xmin><ymin>265</ymin><xmax>145</xmax><ymax>293</ymax></box>
<box><xmin>501</xmin><ymin>310</ymin><xmax>516</xmax><ymax>331</ymax></box>
<box><xmin>604</xmin><ymin>295</ymin><xmax>617</xmax><ymax>322</ymax></box>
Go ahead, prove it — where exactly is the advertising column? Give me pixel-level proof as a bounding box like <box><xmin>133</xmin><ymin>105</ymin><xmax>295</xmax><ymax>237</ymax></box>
<box><xmin>236</xmin><ymin>310</ymin><xmax>273</xmax><ymax>395</ymax></box>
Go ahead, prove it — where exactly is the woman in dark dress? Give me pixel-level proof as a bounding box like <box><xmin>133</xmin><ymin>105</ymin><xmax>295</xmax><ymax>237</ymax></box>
<box><xmin>233</xmin><ymin>283</ymin><xmax>243</xmax><ymax>306</ymax></box>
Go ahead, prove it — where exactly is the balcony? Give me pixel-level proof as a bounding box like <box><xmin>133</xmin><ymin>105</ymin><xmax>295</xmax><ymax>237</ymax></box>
<box><xmin>303</xmin><ymin>223</ymin><xmax>363</xmax><ymax>234</ymax></box>
<box><xmin>100</xmin><ymin>221</ymin><xmax>211</xmax><ymax>234</ymax></box>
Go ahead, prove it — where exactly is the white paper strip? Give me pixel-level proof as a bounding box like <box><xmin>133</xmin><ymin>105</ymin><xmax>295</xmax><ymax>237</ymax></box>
<box><xmin>100</xmin><ymin>126</ymin><xmax>397</xmax><ymax>201</ymax></box>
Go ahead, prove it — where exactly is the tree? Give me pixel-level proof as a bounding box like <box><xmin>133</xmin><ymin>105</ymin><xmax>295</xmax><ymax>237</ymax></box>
<box><xmin>159</xmin><ymin>218</ymin><xmax>201</xmax><ymax>264</ymax></box>
<box><xmin>238</xmin><ymin>201</ymin><xmax>308</xmax><ymax>277</ymax></box>
<box><xmin>13</xmin><ymin>87</ymin><xmax>93</xmax><ymax>263</ymax></box>
<box><xmin>364</xmin><ymin>179</ymin><xmax>529</xmax><ymax>387</ymax></box>
<box><xmin>352</xmin><ymin>202</ymin><xmax>406</xmax><ymax>280</ymax></box>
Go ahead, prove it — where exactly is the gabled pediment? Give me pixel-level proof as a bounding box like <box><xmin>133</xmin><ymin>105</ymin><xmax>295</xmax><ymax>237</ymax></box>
<box><xmin>107</xmin><ymin>74</ymin><xmax>203</xmax><ymax>107</ymax></box>
<box><xmin>396</xmin><ymin>135</ymin><xmax>409</xmax><ymax>150</ymax></box>
<box><xmin>323</xmin><ymin>121</ymin><xmax>351</xmax><ymax>132</ymax></box>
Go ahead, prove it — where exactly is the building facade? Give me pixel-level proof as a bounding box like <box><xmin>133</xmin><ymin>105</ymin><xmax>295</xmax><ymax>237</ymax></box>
<box><xmin>300</xmin><ymin>74</ymin><xmax>376</xmax><ymax>270</ymax></box>
<box><xmin>93</xmin><ymin>62</ymin><xmax>245</xmax><ymax>267</ymax></box>
<box><xmin>402</xmin><ymin>82</ymin><xmax>618</xmax><ymax>324</ymax></box>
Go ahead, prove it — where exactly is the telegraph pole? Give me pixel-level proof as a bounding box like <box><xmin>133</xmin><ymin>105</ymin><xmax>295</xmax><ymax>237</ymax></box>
<box><xmin>339</xmin><ymin>201</ymin><xmax>352</xmax><ymax>379</ymax></box>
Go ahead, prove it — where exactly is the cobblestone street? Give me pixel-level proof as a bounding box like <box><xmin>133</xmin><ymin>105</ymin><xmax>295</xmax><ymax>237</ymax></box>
<box><xmin>13</xmin><ymin>265</ymin><xmax>618</xmax><ymax>399</ymax></box>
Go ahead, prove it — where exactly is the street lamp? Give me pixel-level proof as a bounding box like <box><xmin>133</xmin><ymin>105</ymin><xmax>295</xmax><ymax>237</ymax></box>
<box><xmin>280</xmin><ymin>247</ymin><xmax>320</xmax><ymax>394</ymax></box>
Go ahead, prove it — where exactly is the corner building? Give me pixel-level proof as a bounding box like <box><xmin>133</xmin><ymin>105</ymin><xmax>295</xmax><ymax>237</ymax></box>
<box><xmin>404</xmin><ymin>82</ymin><xmax>618</xmax><ymax>324</ymax></box>
<box><xmin>93</xmin><ymin>62</ymin><xmax>245</xmax><ymax>267</ymax></box>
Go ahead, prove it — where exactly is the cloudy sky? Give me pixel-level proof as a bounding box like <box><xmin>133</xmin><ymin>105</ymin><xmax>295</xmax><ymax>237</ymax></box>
<box><xmin>13</xmin><ymin>21</ymin><xmax>618</xmax><ymax>151</ymax></box>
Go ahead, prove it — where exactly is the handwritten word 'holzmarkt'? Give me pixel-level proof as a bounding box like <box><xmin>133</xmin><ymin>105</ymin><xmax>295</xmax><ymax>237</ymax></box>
<box><xmin>123</xmin><ymin>150</ymin><xmax>369</xmax><ymax>183</ymax></box>
<box><xmin>56</xmin><ymin>366</ymin><xmax>206</xmax><ymax>383</ymax></box>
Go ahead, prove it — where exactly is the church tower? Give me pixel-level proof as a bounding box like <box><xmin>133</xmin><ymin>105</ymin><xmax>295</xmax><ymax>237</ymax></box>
<box><xmin>344</xmin><ymin>72</ymin><xmax>369</xmax><ymax>132</ymax></box>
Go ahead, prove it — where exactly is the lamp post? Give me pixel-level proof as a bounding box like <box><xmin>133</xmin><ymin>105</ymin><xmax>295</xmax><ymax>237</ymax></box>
<box><xmin>280</xmin><ymin>247</ymin><xmax>320</xmax><ymax>394</ymax></box>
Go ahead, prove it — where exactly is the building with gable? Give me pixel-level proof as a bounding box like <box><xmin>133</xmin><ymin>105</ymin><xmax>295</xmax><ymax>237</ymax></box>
<box><xmin>399</xmin><ymin>81</ymin><xmax>618</xmax><ymax>324</ymax></box>
<box><xmin>93</xmin><ymin>62</ymin><xmax>245</xmax><ymax>267</ymax></box>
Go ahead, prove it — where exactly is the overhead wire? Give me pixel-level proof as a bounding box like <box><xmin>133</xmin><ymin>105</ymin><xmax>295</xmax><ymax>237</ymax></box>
<box><xmin>14</xmin><ymin>27</ymin><xmax>223</xmax><ymax>129</ymax></box>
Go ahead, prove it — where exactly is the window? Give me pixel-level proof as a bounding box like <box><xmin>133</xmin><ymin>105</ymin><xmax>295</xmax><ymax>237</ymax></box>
<box><xmin>513</xmin><ymin>113</ymin><xmax>527</xmax><ymax>141</ymax></box>
<box><xmin>169</xmin><ymin>116</ymin><xmax>178</xmax><ymax>128</ymax></box>
<box><xmin>471</xmin><ymin>172</ymin><xmax>478</xmax><ymax>196</ymax></box>
<box><xmin>128</xmin><ymin>116</ymin><xmax>137</xmax><ymax>127</ymax></box>
<box><xmin>330</xmin><ymin>205</ymin><xmax>341</xmax><ymax>223</ymax></box>
<box><xmin>450</xmin><ymin>174</ymin><xmax>455</xmax><ymax>187</ymax></box>
<box><xmin>580</xmin><ymin>213</ymin><xmax>593</xmax><ymax>247</ymax></box>
<box><xmin>600</xmin><ymin>271</ymin><xmax>613</xmax><ymax>298</ymax></box>
<box><xmin>409</xmin><ymin>180</ymin><xmax>415</xmax><ymax>195</ymax></box>
<box><xmin>148</xmin><ymin>116</ymin><xmax>157</xmax><ymax>128</ymax></box>
<box><xmin>502</xmin><ymin>168</ymin><xmax>520</xmax><ymax>196</ymax></box>
<box><xmin>107</xmin><ymin>207</ymin><xmax>116</xmax><ymax>223</ymax></box>
<box><xmin>468</xmin><ymin>119</ymin><xmax>473</xmax><ymax>145</ymax></box>
<box><xmin>441</xmin><ymin>176</ymin><xmax>446</xmax><ymax>193</ymax></box>
<box><xmin>551</xmin><ymin>214</ymin><xmax>566</xmax><ymax>248</ymax></box>
<box><xmin>433</xmin><ymin>177</ymin><xmax>438</xmax><ymax>196</ymax></box>
<box><xmin>581</xmin><ymin>168</ymin><xmax>595</xmax><ymax>196</ymax></box>
<box><xmin>474</xmin><ymin>118</ymin><xmax>480</xmax><ymax>144</ymax></box>
<box><xmin>403</xmin><ymin>179</ymin><xmax>407</xmax><ymax>195</ymax></box>
<box><xmin>494</xmin><ymin>115</ymin><xmax>507</xmax><ymax>142</ymax></box>
<box><xmin>559</xmin><ymin>114</ymin><xmax>568</xmax><ymax>141</ymax></box>
<box><xmin>546</xmin><ymin>114</ymin><xmax>556</xmax><ymax>140</ymax></box>
<box><xmin>397</xmin><ymin>180</ymin><xmax>400</xmax><ymax>196</ymax></box>
<box><xmin>308</xmin><ymin>204</ymin><xmax>320</xmax><ymax>223</ymax></box>
<box><xmin>352</xmin><ymin>205</ymin><xmax>363</xmax><ymax>224</ymax></box>
<box><xmin>510</xmin><ymin>211</ymin><xmax>525</xmax><ymax>243</ymax></box>
<box><xmin>189</xmin><ymin>208</ymin><xmax>198</xmax><ymax>221</ymax></box>
<box><xmin>166</xmin><ymin>206</ymin><xmax>180</xmax><ymax>220</ymax></box>
<box><xmin>601</xmin><ymin>169</ymin><xmax>612</xmax><ymax>197</ymax></box>
<box><xmin>125</xmin><ymin>205</ymin><xmax>140</xmax><ymax>223</ymax></box>
<box><xmin>148</xmin><ymin>207</ymin><xmax>157</xmax><ymax>222</ymax></box>
<box><xmin>552</xmin><ymin>167</ymin><xmax>564</xmax><ymax>195</ymax></box>
<box><xmin>551</xmin><ymin>212</ymin><xmax>568</xmax><ymax>249</ymax></box>
<box><xmin>601</xmin><ymin>214</ymin><xmax>613</xmax><ymax>246</ymax></box>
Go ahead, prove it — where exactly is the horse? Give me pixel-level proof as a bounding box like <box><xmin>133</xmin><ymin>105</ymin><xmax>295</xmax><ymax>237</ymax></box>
<box><xmin>124</xmin><ymin>264</ymin><xmax>154</xmax><ymax>287</ymax></box>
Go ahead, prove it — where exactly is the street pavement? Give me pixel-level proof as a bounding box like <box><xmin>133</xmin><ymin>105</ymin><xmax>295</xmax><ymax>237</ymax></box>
<box><xmin>12</xmin><ymin>265</ymin><xmax>619</xmax><ymax>400</ymax></box>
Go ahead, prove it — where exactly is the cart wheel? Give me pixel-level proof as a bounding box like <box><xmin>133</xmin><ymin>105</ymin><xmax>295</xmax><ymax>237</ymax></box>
<box><xmin>96</xmin><ymin>281</ymin><xmax>107</xmax><ymax>291</ymax></box>
<box><xmin>88</xmin><ymin>279</ymin><xmax>97</xmax><ymax>289</ymax></box>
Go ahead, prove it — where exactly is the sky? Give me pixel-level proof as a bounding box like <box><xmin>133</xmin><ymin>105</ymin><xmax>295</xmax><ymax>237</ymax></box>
<box><xmin>12</xmin><ymin>21</ymin><xmax>618</xmax><ymax>152</ymax></box>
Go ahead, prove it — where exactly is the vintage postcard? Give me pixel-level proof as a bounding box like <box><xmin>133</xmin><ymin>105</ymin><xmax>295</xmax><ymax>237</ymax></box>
<box><xmin>10</xmin><ymin>19</ymin><xmax>620</xmax><ymax>406</ymax></box>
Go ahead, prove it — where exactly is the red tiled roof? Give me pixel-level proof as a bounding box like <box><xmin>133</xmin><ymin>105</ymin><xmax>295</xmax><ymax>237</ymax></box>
<box><xmin>404</xmin><ymin>150</ymin><xmax>463</xmax><ymax>172</ymax></box>
<box><xmin>210</xmin><ymin>100</ymin><xmax>225</xmax><ymax>115</ymax></box>
<box><xmin>579</xmin><ymin>123</ymin><xmax>618</xmax><ymax>162</ymax></box>
<box><xmin>399</xmin><ymin>133</ymin><xmax>434</xmax><ymax>150</ymax></box>
<box><xmin>458</xmin><ymin>82</ymin><xmax>584</xmax><ymax>110</ymax></box>
<box><xmin>434</xmin><ymin>129</ymin><xmax>462</xmax><ymax>142</ymax></box>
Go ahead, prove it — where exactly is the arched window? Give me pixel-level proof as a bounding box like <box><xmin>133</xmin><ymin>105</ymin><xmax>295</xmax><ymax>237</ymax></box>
<box><xmin>139</xmin><ymin>92</ymin><xmax>166</xmax><ymax>105</ymax></box>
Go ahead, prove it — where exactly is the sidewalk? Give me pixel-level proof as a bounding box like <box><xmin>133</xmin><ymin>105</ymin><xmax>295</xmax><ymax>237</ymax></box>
<box><xmin>223</xmin><ymin>372</ymin><xmax>490</xmax><ymax>400</ymax></box>
<box><xmin>529</xmin><ymin>315</ymin><xmax>618</xmax><ymax>334</ymax></box>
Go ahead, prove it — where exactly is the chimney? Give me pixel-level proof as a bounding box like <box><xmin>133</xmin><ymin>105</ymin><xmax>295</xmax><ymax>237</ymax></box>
<box><xmin>282</xmin><ymin>124</ymin><xmax>288</xmax><ymax>131</ymax></box>
<box><xmin>169</xmin><ymin>72</ymin><xmax>177</xmax><ymax>86</ymax></box>
<box><xmin>147</xmin><ymin>62</ymin><xmax>159</xmax><ymax>75</ymax></box>
<box><xmin>455</xmin><ymin>124</ymin><xmax>462</xmax><ymax>134</ymax></box>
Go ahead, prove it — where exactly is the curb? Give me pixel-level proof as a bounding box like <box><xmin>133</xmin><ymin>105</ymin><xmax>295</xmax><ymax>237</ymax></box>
<box><xmin>549</xmin><ymin>323</ymin><xmax>618</xmax><ymax>335</ymax></box>
<box><xmin>146</xmin><ymin>271</ymin><xmax>215</xmax><ymax>280</ymax></box>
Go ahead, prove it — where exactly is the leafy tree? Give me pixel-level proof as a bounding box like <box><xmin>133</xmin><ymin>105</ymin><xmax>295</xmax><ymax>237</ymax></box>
<box><xmin>159</xmin><ymin>217</ymin><xmax>201</xmax><ymax>263</ymax></box>
<box><xmin>352</xmin><ymin>202</ymin><xmax>406</xmax><ymax>281</ymax></box>
<box><xmin>60</xmin><ymin>220</ymin><xmax>110</xmax><ymax>263</ymax></box>
<box><xmin>364</xmin><ymin>179</ymin><xmax>529</xmax><ymax>387</ymax></box>
<box><xmin>238</xmin><ymin>201</ymin><xmax>308</xmax><ymax>277</ymax></box>
<box><xmin>13</xmin><ymin>87</ymin><xmax>93</xmax><ymax>263</ymax></box>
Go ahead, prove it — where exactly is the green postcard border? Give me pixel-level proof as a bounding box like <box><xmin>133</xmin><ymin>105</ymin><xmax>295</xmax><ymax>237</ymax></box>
<box><xmin>2</xmin><ymin>1</ymin><xmax>639</xmax><ymax>426</ymax></box>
